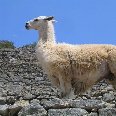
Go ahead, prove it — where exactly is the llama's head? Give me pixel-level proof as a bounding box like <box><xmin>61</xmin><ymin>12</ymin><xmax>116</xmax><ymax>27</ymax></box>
<box><xmin>25</xmin><ymin>16</ymin><xmax>54</xmax><ymax>30</ymax></box>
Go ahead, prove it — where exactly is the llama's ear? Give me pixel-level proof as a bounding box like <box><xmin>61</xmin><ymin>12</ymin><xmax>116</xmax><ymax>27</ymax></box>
<box><xmin>44</xmin><ymin>16</ymin><xmax>54</xmax><ymax>21</ymax></box>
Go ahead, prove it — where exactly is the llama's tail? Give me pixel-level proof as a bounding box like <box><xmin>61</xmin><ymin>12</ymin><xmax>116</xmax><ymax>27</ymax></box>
<box><xmin>107</xmin><ymin>47</ymin><xmax>116</xmax><ymax>89</ymax></box>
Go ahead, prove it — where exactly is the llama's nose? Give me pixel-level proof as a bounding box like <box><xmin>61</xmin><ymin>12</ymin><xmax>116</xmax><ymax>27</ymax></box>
<box><xmin>25</xmin><ymin>23</ymin><xmax>29</xmax><ymax>30</ymax></box>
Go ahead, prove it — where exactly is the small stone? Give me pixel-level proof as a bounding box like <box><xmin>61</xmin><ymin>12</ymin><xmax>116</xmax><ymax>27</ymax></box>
<box><xmin>48</xmin><ymin>108</ymin><xmax>88</xmax><ymax>116</ymax></box>
<box><xmin>41</xmin><ymin>98</ymin><xmax>72</xmax><ymax>110</ymax></box>
<box><xmin>91</xmin><ymin>108</ymin><xmax>98</xmax><ymax>112</ymax></box>
<box><xmin>8</xmin><ymin>100</ymin><xmax>29</xmax><ymax>116</ymax></box>
<box><xmin>0</xmin><ymin>97</ymin><xmax>6</xmax><ymax>105</ymax></box>
<box><xmin>82</xmin><ymin>96</ymin><xmax>87</xmax><ymax>99</ymax></box>
<box><xmin>30</xmin><ymin>99</ymin><xmax>40</xmax><ymax>104</ymax></box>
<box><xmin>101</xmin><ymin>90</ymin><xmax>108</xmax><ymax>94</ymax></box>
<box><xmin>97</xmin><ymin>96</ymin><xmax>102</xmax><ymax>100</ymax></box>
<box><xmin>105</xmin><ymin>103</ymin><xmax>115</xmax><ymax>108</ymax></box>
<box><xmin>106</xmin><ymin>85</ymin><xmax>114</xmax><ymax>91</ymax></box>
<box><xmin>71</xmin><ymin>99</ymin><xmax>105</xmax><ymax>110</ymax></box>
<box><xmin>9</xmin><ymin>57</ymin><xmax>17</xmax><ymax>63</ymax></box>
<box><xmin>6</xmin><ymin>96</ymin><xmax>16</xmax><ymax>105</ymax></box>
<box><xmin>86</xmin><ymin>112</ymin><xmax>98</xmax><ymax>116</ymax></box>
<box><xmin>18</xmin><ymin>101</ymin><xmax>47</xmax><ymax>116</ymax></box>
<box><xmin>99</xmin><ymin>108</ymin><xmax>116</xmax><ymax>116</ymax></box>
<box><xmin>14</xmin><ymin>100</ymin><xmax>29</xmax><ymax>107</ymax></box>
<box><xmin>23</xmin><ymin>93</ymin><xmax>35</xmax><ymax>100</ymax></box>
<box><xmin>35</xmin><ymin>77</ymin><xmax>44</xmax><ymax>81</ymax></box>
<box><xmin>0</xmin><ymin>104</ymin><xmax>9</xmax><ymax>116</ymax></box>
<box><xmin>103</xmin><ymin>93</ymin><xmax>115</xmax><ymax>102</ymax></box>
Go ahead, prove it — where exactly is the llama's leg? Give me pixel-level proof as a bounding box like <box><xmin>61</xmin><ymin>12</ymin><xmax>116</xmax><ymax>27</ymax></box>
<box><xmin>110</xmin><ymin>78</ymin><xmax>116</xmax><ymax>90</ymax></box>
<box><xmin>108</xmin><ymin>49</ymin><xmax>116</xmax><ymax>90</ymax></box>
<box><xmin>48</xmin><ymin>75</ymin><xmax>60</xmax><ymax>88</ymax></box>
<box><xmin>105</xmin><ymin>72</ymin><xmax>116</xmax><ymax>90</ymax></box>
<box><xmin>107</xmin><ymin>65</ymin><xmax>116</xmax><ymax>89</ymax></box>
<box><xmin>59</xmin><ymin>76</ymin><xmax>75</xmax><ymax>99</ymax></box>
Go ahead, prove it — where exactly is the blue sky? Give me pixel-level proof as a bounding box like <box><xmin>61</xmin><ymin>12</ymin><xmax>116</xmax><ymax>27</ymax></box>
<box><xmin>0</xmin><ymin>0</ymin><xmax>116</xmax><ymax>47</ymax></box>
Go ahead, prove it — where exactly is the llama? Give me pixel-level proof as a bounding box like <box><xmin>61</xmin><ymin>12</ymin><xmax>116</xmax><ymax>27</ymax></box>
<box><xmin>25</xmin><ymin>16</ymin><xmax>116</xmax><ymax>99</ymax></box>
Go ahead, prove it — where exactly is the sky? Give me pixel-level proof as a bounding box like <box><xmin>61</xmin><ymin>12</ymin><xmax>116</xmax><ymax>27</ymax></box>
<box><xmin>0</xmin><ymin>0</ymin><xmax>116</xmax><ymax>47</ymax></box>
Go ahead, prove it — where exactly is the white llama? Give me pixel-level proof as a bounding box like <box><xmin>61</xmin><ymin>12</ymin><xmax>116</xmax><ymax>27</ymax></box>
<box><xmin>25</xmin><ymin>16</ymin><xmax>116</xmax><ymax>98</ymax></box>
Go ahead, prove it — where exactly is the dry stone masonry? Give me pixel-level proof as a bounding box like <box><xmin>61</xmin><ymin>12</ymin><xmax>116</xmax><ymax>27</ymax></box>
<box><xmin>0</xmin><ymin>44</ymin><xmax>116</xmax><ymax>116</ymax></box>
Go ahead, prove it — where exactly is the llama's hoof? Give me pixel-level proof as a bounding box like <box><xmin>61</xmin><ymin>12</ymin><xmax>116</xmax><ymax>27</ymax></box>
<box><xmin>60</xmin><ymin>91</ymin><xmax>76</xmax><ymax>99</ymax></box>
<box><xmin>60</xmin><ymin>92</ymin><xmax>66</xmax><ymax>98</ymax></box>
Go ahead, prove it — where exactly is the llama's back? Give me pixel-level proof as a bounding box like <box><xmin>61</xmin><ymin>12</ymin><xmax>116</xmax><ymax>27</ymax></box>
<box><xmin>52</xmin><ymin>44</ymin><xmax>115</xmax><ymax>94</ymax></box>
<box><xmin>39</xmin><ymin>44</ymin><xmax>116</xmax><ymax>75</ymax></box>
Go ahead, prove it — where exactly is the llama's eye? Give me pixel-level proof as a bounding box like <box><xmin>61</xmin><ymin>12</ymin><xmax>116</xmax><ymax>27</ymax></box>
<box><xmin>34</xmin><ymin>19</ymin><xmax>39</xmax><ymax>21</ymax></box>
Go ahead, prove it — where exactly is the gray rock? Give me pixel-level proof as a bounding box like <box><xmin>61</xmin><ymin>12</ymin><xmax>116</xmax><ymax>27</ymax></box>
<box><xmin>6</xmin><ymin>96</ymin><xmax>16</xmax><ymax>105</ymax></box>
<box><xmin>18</xmin><ymin>102</ymin><xmax>47</xmax><ymax>116</ymax></box>
<box><xmin>23</xmin><ymin>93</ymin><xmax>36</xmax><ymax>100</ymax></box>
<box><xmin>37</xmin><ymin>94</ymin><xmax>57</xmax><ymax>99</ymax></box>
<box><xmin>30</xmin><ymin>99</ymin><xmax>40</xmax><ymax>104</ymax></box>
<box><xmin>48</xmin><ymin>108</ymin><xmax>88</xmax><ymax>116</ymax></box>
<box><xmin>71</xmin><ymin>99</ymin><xmax>105</xmax><ymax>110</ymax></box>
<box><xmin>6</xmin><ymin>83</ymin><xmax>23</xmax><ymax>96</ymax></box>
<box><xmin>102</xmin><ymin>93</ymin><xmax>115</xmax><ymax>102</ymax></box>
<box><xmin>105</xmin><ymin>103</ymin><xmax>115</xmax><ymax>108</ymax></box>
<box><xmin>86</xmin><ymin>112</ymin><xmax>98</xmax><ymax>116</ymax></box>
<box><xmin>8</xmin><ymin>100</ymin><xmax>29</xmax><ymax>116</ymax></box>
<box><xmin>41</xmin><ymin>98</ymin><xmax>71</xmax><ymax>110</ymax></box>
<box><xmin>31</xmin><ymin>86</ymin><xmax>58</xmax><ymax>100</ymax></box>
<box><xmin>0</xmin><ymin>104</ymin><xmax>9</xmax><ymax>116</ymax></box>
<box><xmin>99</xmin><ymin>108</ymin><xmax>116</xmax><ymax>116</ymax></box>
<box><xmin>8</xmin><ymin>105</ymin><xmax>22</xmax><ymax>116</ymax></box>
<box><xmin>0</xmin><ymin>97</ymin><xmax>6</xmax><ymax>105</ymax></box>
<box><xmin>105</xmin><ymin>85</ymin><xmax>114</xmax><ymax>91</ymax></box>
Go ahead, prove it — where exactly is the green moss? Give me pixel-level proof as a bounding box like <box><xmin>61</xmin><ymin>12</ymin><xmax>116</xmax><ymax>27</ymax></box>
<box><xmin>0</xmin><ymin>40</ymin><xmax>15</xmax><ymax>49</ymax></box>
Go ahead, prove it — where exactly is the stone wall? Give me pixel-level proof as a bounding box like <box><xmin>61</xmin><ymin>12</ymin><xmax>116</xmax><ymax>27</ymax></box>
<box><xmin>0</xmin><ymin>45</ymin><xmax>116</xmax><ymax>116</ymax></box>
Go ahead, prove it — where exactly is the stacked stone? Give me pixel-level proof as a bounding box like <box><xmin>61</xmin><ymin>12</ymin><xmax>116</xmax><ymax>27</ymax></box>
<box><xmin>0</xmin><ymin>44</ymin><xmax>115</xmax><ymax>116</ymax></box>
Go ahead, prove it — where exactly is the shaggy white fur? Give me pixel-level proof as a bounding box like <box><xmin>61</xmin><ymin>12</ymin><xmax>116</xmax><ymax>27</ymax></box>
<box><xmin>25</xmin><ymin>16</ymin><xmax>116</xmax><ymax>99</ymax></box>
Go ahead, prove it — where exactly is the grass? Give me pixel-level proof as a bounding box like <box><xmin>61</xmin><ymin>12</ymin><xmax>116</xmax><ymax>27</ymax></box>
<box><xmin>0</xmin><ymin>40</ymin><xmax>15</xmax><ymax>49</ymax></box>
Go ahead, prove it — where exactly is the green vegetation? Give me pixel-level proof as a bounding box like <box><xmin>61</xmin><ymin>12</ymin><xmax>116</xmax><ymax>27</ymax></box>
<box><xmin>0</xmin><ymin>40</ymin><xmax>15</xmax><ymax>49</ymax></box>
<box><xmin>23</xmin><ymin>42</ymin><xmax>36</xmax><ymax>48</ymax></box>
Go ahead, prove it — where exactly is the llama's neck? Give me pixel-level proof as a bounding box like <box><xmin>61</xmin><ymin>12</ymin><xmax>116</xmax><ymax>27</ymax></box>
<box><xmin>38</xmin><ymin>21</ymin><xmax>56</xmax><ymax>46</ymax></box>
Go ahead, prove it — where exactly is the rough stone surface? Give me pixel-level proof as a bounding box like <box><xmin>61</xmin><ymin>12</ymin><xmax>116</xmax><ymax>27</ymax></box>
<box><xmin>48</xmin><ymin>108</ymin><xmax>88</xmax><ymax>116</ymax></box>
<box><xmin>86</xmin><ymin>112</ymin><xmax>98</xmax><ymax>116</ymax></box>
<box><xmin>8</xmin><ymin>100</ymin><xmax>29</xmax><ymax>116</ymax></box>
<box><xmin>41</xmin><ymin>98</ymin><xmax>72</xmax><ymax>109</ymax></box>
<box><xmin>71</xmin><ymin>99</ymin><xmax>106</xmax><ymax>110</ymax></box>
<box><xmin>0</xmin><ymin>45</ymin><xmax>116</xmax><ymax>116</ymax></box>
<box><xmin>99</xmin><ymin>108</ymin><xmax>116</xmax><ymax>116</ymax></box>
<box><xmin>0</xmin><ymin>105</ymin><xmax>9</xmax><ymax>116</ymax></box>
<box><xmin>0</xmin><ymin>97</ymin><xmax>6</xmax><ymax>105</ymax></box>
<box><xmin>102</xmin><ymin>92</ymin><xmax>115</xmax><ymax>102</ymax></box>
<box><xmin>18</xmin><ymin>102</ymin><xmax>47</xmax><ymax>116</ymax></box>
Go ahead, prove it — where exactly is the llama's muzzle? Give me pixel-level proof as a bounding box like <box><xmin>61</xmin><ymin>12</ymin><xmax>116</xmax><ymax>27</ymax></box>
<box><xmin>25</xmin><ymin>23</ymin><xmax>30</xmax><ymax>30</ymax></box>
